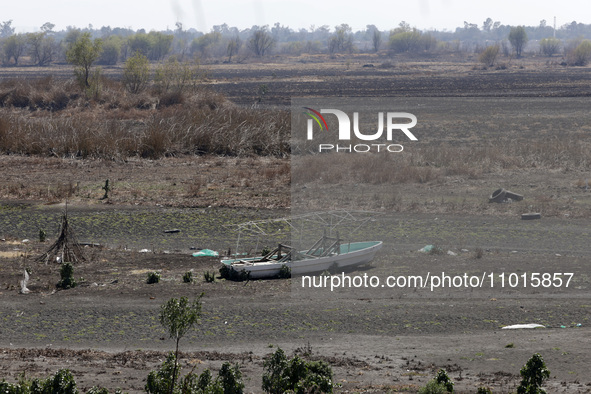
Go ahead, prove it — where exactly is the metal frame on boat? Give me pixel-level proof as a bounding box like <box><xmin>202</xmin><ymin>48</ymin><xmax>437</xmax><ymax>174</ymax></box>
<box><xmin>220</xmin><ymin>211</ymin><xmax>383</xmax><ymax>279</ymax></box>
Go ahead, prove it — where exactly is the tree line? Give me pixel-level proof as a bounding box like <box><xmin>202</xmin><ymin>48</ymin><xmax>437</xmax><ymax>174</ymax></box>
<box><xmin>2</xmin><ymin>18</ymin><xmax>591</xmax><ymax>67</ymax></box>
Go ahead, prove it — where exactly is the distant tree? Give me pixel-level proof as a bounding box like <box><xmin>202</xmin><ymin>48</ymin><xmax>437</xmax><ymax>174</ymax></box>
<box><xmin>226</xmin><ymin>36</ymin><xmax>241</xmax><ymax>62</ymax></box>
<box><xmin>0</xmin><ymin>20</ymin><xmax>15</xmax><ymax>38</ymax></box>
<box><xmin>98</xmin><ymin>35</ymin><xmax>122</xmax><ymax>65</ymax></box>
<box><xmin>3</xmin><ymin>34</ymin><xmax>26</xmax><ymax>65</ymax></box>
<box><xmin>248</xmin><ymin>27</ymin><xmax>275</xmax><ymax>57</ymax></box>
<box><xmin>482</xmin><ymin>17</ymin><xmax>494</xmax><ymax>33</ymax></box>
<box><xmin>40</xmin><ymin>22</ymin><xmax>55</xmax><ymax>35</ymax></box>
<box><xmin>127</xmin><ymin>33</ymin><xmax>152</xmax><ymax>57</ymax></box>
<box><xmin>122</xmin><ymin>51</ymin><xmax>150</xmax><ymax>93</ymax></box>
<box><xmin>569</xmin><ymin>40</ymin><xmax>591</xmax><ymax>66</ymax></box>
<box><xmin>508</xmin><ymin>26</ymin><xmax>528</xmax><ymax>57</ymax></box>
<box><xmin>329</xmin><ymin>24</ymin><xmax>354</xmax><ymax>53</ymax></box>
<box><xmin>63</xmin><ymin>27</ymin><xmax>82</xmax><ymax>48</ymax></box>
<box><xmin>148</xmin><ymin>31</ymin><xmax>173</xmax><ymax>61</ymax></box>
<box><xmin>191</xmin><ymin>31</ymin><xmax>222</xmax><ymax>58</ymax></box>
<box><xmin>66</xmin><ymin>32</ymin><xmax>103</xmax><ymax>87</ymax></box>
<box><xmin>372</xmin><ymin>29</ymin><xmax>382</xmax><ymax>52</ymax></box>
<box><xmin>539</xmin><ymin>37</ymin><xmax>561</xmax><ymax>57</ymax></box>
<box><xmin>389</xmin><ymin>28</ymin><xmax>422</xmax><ymax>53</ymax></box>
<box><xmin>27</xmin><ymin>32</ymin><xmax>56</xmax><ymax>66</ymax></box>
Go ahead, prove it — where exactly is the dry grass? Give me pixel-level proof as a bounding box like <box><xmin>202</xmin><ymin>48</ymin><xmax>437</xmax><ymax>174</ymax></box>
<box><xmin>293</xmin><ymin>139</ymin><xmax>591</xmax><ymax>187</ymax></box>
<box><xmin>0</xmin><ymin>77</ymin><xmax>290</xmax><ymax>159</ymax></box>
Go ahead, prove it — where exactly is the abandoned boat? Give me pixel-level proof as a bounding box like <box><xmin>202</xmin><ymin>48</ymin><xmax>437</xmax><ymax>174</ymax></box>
<box><xmin>221</xmin><ymin>235</ymin><xmax>382</xmax><ymax>279</ymax></box>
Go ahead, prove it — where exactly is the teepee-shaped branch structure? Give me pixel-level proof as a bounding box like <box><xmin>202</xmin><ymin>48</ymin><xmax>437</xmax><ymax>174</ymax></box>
<box><xmin>37</xmin><ymin>210</ymin><xmax>86</xmax><ymax>264</ymax></box>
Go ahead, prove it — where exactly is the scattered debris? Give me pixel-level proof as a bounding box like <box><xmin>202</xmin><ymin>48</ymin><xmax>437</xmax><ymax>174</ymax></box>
<box><xmin>418</xmin><ymin>245</ymin><xmax>435</xmax><ymax>253</ymax></box>
<box><xmin>192</xmin><ymin>249</ymin><xmax>219</xmax><ymax>257</ymax></box>
<box><xmin>521</xmin><ymin>213</ymin><xmax>541</xmax><ymax>220</ymax></box>
<box><xmin>37</xmin><ymin>212</ymin><xmax>86</xmax><ymax>264</ymax></box>
<box><xmin>501</xmin><ymin>324</ymin><xmax>545</xmax><ymax>330</ymax></box>
<box><xmin>19</xmin><ymin>270</ymin><xmax>30</xmax><ymax>294</ymax></box>
<box><xmin>489</xmin><ymin>188</ymin><xmax>524</xmax><ymax>203</ymax></box>
<box><xmin>77</xmin><ymin>242</ymin><xmax>102</xmax><ymax>248</ymax></box>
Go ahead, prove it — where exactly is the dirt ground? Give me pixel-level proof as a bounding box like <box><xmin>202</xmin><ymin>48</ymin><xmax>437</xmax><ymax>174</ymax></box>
<box><xmin>1</xmin><ymin>57</ymin><xmax>591</xmax><ymax>393</ymax></box>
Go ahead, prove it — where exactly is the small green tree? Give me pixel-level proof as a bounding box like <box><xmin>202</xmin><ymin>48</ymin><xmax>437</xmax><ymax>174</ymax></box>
<box><xmin>66</xmin><ymin>32</ymin><xmax>103</xmax><ymax>88</ymax></box>
<box><xmin>57</xmin><ymin>262</ymin><xmax>76</xmax><ymax>289</ymax></box>
<box><xmin>479</xmin><ymin>44</ymin><xmax>500</xmax><ymax>67</ymax></box>
<box><xmin>508</xmin><ymin>26</ymin><xmax>528</xmax><ymax>57</ymax></box>
<box><xmin>154</xmin><ymin>56</ymin><xmax>204</xmax><ymax>94</ymax></box>
<box><xmin>159</xmin><ymin>294</ymin><xmax>204</xmax><ymax>394</ymax></box>
<box><xmin>146</xmin><ymin>353</ymin><xmax>177</xmax><ymax>394</ymax></box>
<box><xmin>539</xmin><ymin>37</ymin><xmax>561</xmax><ymax>57</ymax></box>
<box><xmin>3</xmin><ymin>34</ymin><xmax>26</xmax><ymax>65</ymax></box>
<box><xmin>517</xmin><ymin>353</ymin><xmax>550</xmax><ymax>394</ymax></box>
<box><xmin>123</xmin><ymin>51</ymin><xmax>150</xmax><ymax>94</ymax></box>
<box><xmin>262</xmin><ymin>347</ymin><xmax>333</xmax><ymax>393</ymax></box>
<box><xmin>570</xmin><ymin>40</ymin><xmax>591</xmax><ymax>66</ymax></box>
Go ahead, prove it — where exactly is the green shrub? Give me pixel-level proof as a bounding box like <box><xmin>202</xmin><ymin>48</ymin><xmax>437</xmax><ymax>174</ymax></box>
<box><xmin>148</xmin><ymin>355</ymin><xmax>243</xmax><ymax>394</ymax></box>
<box><xmin>262</xmin><ymin>347</ymin><xmax>333</xmax><ymax>393</ymax></box>
<box><xmin>147</xmin><ymin>271</ymin><xmax>160</xmax><ymax>284</ymax></box>
<box><xmin>122</xmin><ymin>51</ymin><xmax>150</xmax><ymax>94</ymax></box>
<box><xmin>479</xmin><ymin>45</ymin><xmax>500</xmax><ymax>67</ymax></box>
<box><xmin>183</xmin><ymin>271</ymin><xmax>193</xmax><ymax>283</ymax></box>
<box><xmin>517</xmin><ymin>353</ymin><xmax>550</xmax><ymax>394</ymax></box>
<box><xmin>219</xmin><ymin>265</ymin><xmax>250</xmax><ymax>282</ymax></box>
<box><xmin>539</xmin><ymin>38</ymin><xmax>561</xmax><ymax>57</ymax></box>
<box><xmin>419</xmin><ymin>369</ymin><xmax>454</xmax><ymax>393</ymax></box>
<box><xmin>57</xmin><ymin>263</ymin><xmax>76</xmax><ymax>289</ymax></box>
<box><xmin>419</xmin><ymin>380</ymin><xmax>449</xmax><ymax>394</ymax></box>
<box><xmin>278</xmin><ymin>264</ymin><xmax>291</xmax><ymax>279</ymax></box>
<box><xmin>477</xmin><ymin>387</ymin><xmax>492</xmax><ymax>394</ymax></box>
<box><xmin>570</xmin><ymin>40</ymin><xmax>591</xmax><ymax>66</ymax></box>
<box><xmin>31</xmin><ymin>368</ymin><xmax>78</xmax><ymax>394</ymax></box>
<box><xmin>146</xmin><ymin>353</ymin><xmax>176</xmax><ymax>394</ymax></box>
<box><xmin>203</xmin><ymin>271</ymin><xmax>216</xmax><ymax>283</ymax></box>
<box><xmin>435</xmin><ymin>369</ymin><xmax>454</xmax><ymax>392</ymax></box>
<box><xmin>217</xmin><ymin>362</ymin><xmax>244</xmax><ymax>394</ymax></box>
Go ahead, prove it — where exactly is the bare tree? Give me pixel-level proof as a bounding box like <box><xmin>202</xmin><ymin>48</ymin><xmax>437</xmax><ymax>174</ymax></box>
<box><xmin>372</xmin><ymin>29</ymin><xmax>382</xmax><ymax>52</ymax></box>
<box><xmin>248</xmin><ymin>27</ymin><xmax>275</xmax><ymax>57</ymax></box>
<box><xmin>4</xmin><ymin>34</ymin><xmax>26</xmax><ymax>65</ymax></box>
<box><xmin>508</xmin><ymin>26</ymin><xmax>528</xmax><ymax>57</ymax></box>
<box><xmin>28</xmin><ymin>32</ymin><xmax>56</xmax><ymax>66</ymax></box>
<box><xmin>0</xmin><ymin>20</ymin><xmax>14</xmax><ymax>38</ymax></box>
<box><xmin>226</xmin><ymin>36</ymin><xmax>241</xmax><ymax>62</ymax></box>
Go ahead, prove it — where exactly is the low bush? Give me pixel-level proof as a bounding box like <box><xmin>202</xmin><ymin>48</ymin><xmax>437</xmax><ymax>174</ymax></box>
<box><xmin>517</xmin><ymin>353</ymin><xmax>550</xmax><ymax>394</ymax></box>
<box><xmin>57</xmin><ymin>262</ymin><xmax>76</xmax><ymax>289</ymax></box>
<box><xmin>219</xmin><ymin>265</ymin><xmax>250</xmax><ymax>282</ymax></box>
<box><xmin>147</xmin><ymin>354</ymin><xmax>244</xmax><ymax>394</ymax></box>
<box><xmin>419</xmin><ymin>369</ymin><xmax>454</xmax><ymax>393</ymax></box>
<box><xmin>203</xmin><ymin>270</ymin><xmax>216</xmax><ymax>283</ymax></box>
<box><xmin>262</xmin><ymin>347</ymin><xmax>333</xmax><ymax>393</ymax></box>
<box><xmin>146</xmin><ymin>271</ymin><xmax>160</xmax><ymax>284</ymax></box>
<box><xmin>183</xmin><ymin>271</ymin><xmax>193</xmax><ymax>283</ymax></box>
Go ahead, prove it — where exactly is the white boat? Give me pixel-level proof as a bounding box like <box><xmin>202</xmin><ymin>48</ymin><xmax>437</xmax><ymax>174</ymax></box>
<box><xmin>221</xmin><ymin>236</ymin><xmax>382</xmax><ymax>279</ymax></box>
